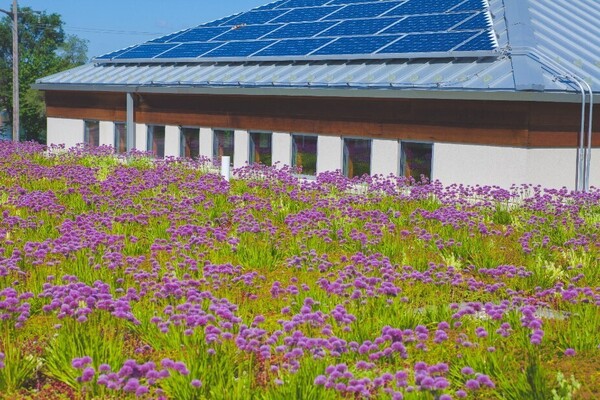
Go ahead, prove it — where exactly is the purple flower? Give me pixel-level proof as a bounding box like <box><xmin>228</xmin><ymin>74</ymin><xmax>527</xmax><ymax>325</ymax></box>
<box><xmin>81</xmin><ymin>367</ymin><xmax>95</xmax><ymax>382</ymax></box>
<box><xmin>99</xmin><ymin>364</ymin><xmax>111</xmax><ymax>373</ymax></box>
<box><xmin>191</xmin><ymin>379</ymin><xmax>202</xmax><ymax>388</ymax></box>
<box><xmin>314</xmin><ymin>375</ymin><xmax>327</xmax><ymax>385</ymax></box>
<box><xmin>465</xmin><ymin>379</ymin><xmax>480</xmax><ymax>390</ymax></box>
<box><xmin>456</xmin><ymin>389</ymin><xmax>467</xmax><ymax>398</ymax></box>
<box><xmin>564</xmin><ymin>348</ymin><xmax>576</xmax><ymax>356</ymax></box>
<box><xmin>135</xmin><ymin>385</ymin><xmax>149</xmax><ymax>397</ymax></box>
<box><xmin>461</xmin><ymin>366</ymin><xmax>474</xmax><ymax>375</ymax></box>
<box><xmin>72</xmin><ymin>357</ymin><xmax>92</xmax><ymax>369</ymax></box>
<box><xmin>123</xmin><ymin>378</ymin><xmax>140</xmax><ymax>392</ymax></box>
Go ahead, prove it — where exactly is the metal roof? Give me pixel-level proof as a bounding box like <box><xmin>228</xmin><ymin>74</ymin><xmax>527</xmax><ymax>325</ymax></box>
<box><xmin>35</xmin><ymin>0</ymin><xmax>600</xmax><ymax>100</ymax></box>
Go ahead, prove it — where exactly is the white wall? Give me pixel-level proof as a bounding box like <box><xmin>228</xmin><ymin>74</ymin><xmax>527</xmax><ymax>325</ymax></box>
<box><xmin>199</xmin><ymin>128</ymin><xmax>214</xmax><ymax>160</ymax></box>
<box><xmin>527</xmin><ymin>148</ymin><xmax>576</xmax><ymax>189</ymax></box>
<box><xmin>317</xmin><ymin>135</ymin><xmax>343</xmax><ymax>174</ymax></box>
<box><xmin>371</xmin><ymin>139</ymin><xmax>400</xmax><ymax>176</ymax></box>
<box><xmin>99</xmin><ymin>121</ymin><xmax>113</xmax><ymax>147</ymax></box>
<box><xmin>135</xmin><ymin>123</ymin><xmax>146</xmax><ymax>152</ymax></box>
<box><xmin>589</xmin><ymin>149</ymin><xmax>600</xmax><ymax>189</ymax></box>
<box><xmin>233</xmin><ymin>130</ymin><xmax>249</xmax><ymax>169</ymax></box>
<box><xmin>47</xmin><ymin>117</ymin><xmax>84</xmax><ymax>149</ymax></box>
<box><xmin>433</xmin><ymin>143</ymin><xmax>528</xmax><ymax>188</ymax></box>
<box><xmin>272</xmin><ymin>132</ymin><xmax>292</xmax><ymax>167</ymax></box>
<box><xmin>432</xmin><ymin>143</ymin><xmax>600</xmax><ymax>190</ymax></box>
<box><xmin>164</xmin><ymin>125</ymin><xmax>180</xmax><ymax>158</ymax></box>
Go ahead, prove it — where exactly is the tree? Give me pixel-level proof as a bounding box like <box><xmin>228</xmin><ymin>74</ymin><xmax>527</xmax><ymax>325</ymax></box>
<box><xmin>0</xmin><ymin>6</ymin><xmax>88</xmax><ymax>142</ymax></box>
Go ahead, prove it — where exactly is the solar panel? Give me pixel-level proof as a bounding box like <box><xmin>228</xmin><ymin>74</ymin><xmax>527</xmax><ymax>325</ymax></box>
<box><xmin>96</xmin><ymin>0</ymin><xmax>498</xmax><ymax>62</ymax></box>
<box><xmin>224</xmin><ymin>10</ymin><xmax>287</xmax><ymax>26</ymax></box>
<box><xmin>157</xmin><ymin>43</ymin><xmax>223</xmax><ymax>59</ymax></box>
<box><xmin>454</xmin><ymin>30</ymin><xmax>495</xmax><ymax>51</ymax></box>
<box><xmin>278</xmin><ymin>0</ymin><xmax>332</xmax><ymax>7</ymax></box>
<box><xmin>255</xmin><ymin>38</ymin><xmax>333</xmax><ymax>56</ymax></box>
<box><xmin>256</xmin><ymin>0</ymin><xmax>288</xmax><ymax>10</ymax></box>
<box><xmin>165</xmin><ymin>27</ymin><xmax>230</xmax><ymax>43</ymax></box>
<box><xmin>324</xmin><ymin>2</ymin><xmax>403</xmax><ymax>20</ymax></box>
<box><xmin>202</xmin><ymin>14</ymin><xmax>242</xmax><ymax>28</ymax></box>
<box><xmin>213</xmin><ymin>24</ymin><xmax>283</xmax><ymax>41</ymax></box>
<box><xmin>385</xmin><ymin>0</ymin><xmax>464</xmax><ymax>15</ymax></box>
<box><xmin>265</xmin><ymin>21</ymin><xmax>337</xmax><ymax>38</ymax></box>
<box><xmin>149</xmin><ymin>31</ymin><xmax>190</xmax><ymax>44</ymax></box>
<box><xmin>378</xmin><ymin>31</ymin><xmax>475</xmax><ymax>53</ymax></box>
<box><xmin>318</xmin><ymin>17</ymin><xmax>402</xmax><ymax>36</ymax></box>
<box><xmin>270</xmin><ymin>6</ymin><xmax>341</xmax><ymax>23</ymax></box>
<box><xmin>114</xmin><ymin>43</ymin><xmax>177</xmax><ymax>59</ymax></box>
<box><xmin>452</xmin><ymin>0</ymin><xmax>486</xmax><ymax>12</ymax></box>
<box><xmin>454</xmin><ymin>12</ymin><xmax>490</xmax><ymax>30</ymax></box>
<box><xmin>314</xmin><ymin>35</ymin><xmax>401</xmax><ymax>55</ymax></box>
<box><xmin>95</xmin><ymin>46</ymin><xmax>135</xmax><ymax>60</ymax></box>
<box><xmin>383</xmin><ymin>13</ymin><xmax>475</xmax><ymax>34</ymax></box>
<box><xmin>329</xmin><ymin>0</ymin><xmax>386</xmax><ymax>4</ymax></box>
<box><xmin>203</xmin><ymin>40</ymin><xmax>276</xmax><ymax>57</ymax></box>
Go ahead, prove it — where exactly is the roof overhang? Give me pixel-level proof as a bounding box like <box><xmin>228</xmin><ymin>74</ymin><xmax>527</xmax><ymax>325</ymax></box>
<box><xmin>33</xmin><ymin>81</ymin><xmax>592</xmax><ymax>104</ymax></box>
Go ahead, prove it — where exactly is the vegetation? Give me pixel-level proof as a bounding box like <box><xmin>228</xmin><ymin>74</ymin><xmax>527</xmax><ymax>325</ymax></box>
<box><xmin>0</xmin><ymin>141</ymin><xmax>599</xmax><ymax>399</ymax></box>
<box><xmin>0</xmin><ymin>7</ymin><xmax>88</xmax><ymax>142</ymax></box>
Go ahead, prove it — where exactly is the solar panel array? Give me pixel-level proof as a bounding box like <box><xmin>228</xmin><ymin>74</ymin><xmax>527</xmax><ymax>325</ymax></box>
<box><xmin>96</xmin><ymin>0</ymin><xmax>497</xmax><ymax>62</ymax></box>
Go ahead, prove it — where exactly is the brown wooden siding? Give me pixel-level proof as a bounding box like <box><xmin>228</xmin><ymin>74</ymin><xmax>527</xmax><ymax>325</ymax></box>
<box><xmin>44</xmin><ymin>90</ymin><xmax>600</xmax><ymax>148</ymax></box>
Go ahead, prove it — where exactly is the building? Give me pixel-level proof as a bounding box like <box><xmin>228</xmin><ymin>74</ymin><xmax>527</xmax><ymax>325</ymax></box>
<box><xmin>35</xmin><ymin>0</ymin><xmax>599</xmax><ymax>189</ymax></box>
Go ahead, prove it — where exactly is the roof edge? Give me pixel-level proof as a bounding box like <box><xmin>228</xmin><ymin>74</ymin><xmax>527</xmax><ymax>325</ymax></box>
<box><xmin>33</xmin><ymin>82</ymin><xmax>592</xmax><ymax>104</ymax></box>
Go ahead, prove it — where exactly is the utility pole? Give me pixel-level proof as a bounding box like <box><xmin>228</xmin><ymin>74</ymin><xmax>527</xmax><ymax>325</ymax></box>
<box><xmin>11</xmin><ymin>0</ymin><xmax>18</xmax><ymax>142</ymax></box>
<box><xmin>0</xmin><ymin>0</ymin><xmax>19</xmax><ymax>142</ymax></box>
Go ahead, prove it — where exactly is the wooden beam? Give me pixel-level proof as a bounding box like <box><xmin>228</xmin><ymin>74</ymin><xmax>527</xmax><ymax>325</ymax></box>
<box><xmin>43</xmin><ymin>90</ymin><xmax>599</xmax><ymax>149</ymax></box>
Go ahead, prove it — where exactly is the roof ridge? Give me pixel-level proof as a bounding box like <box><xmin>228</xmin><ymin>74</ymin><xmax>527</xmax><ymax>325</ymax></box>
<box><xmin>502</xmin><ymin>0</ymin><xmax>545</xmax><ymax>91</ymax></box>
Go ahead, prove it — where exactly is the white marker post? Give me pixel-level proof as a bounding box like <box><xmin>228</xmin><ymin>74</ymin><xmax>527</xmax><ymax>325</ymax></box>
<box><xmin>221</xmin><ymin>156</ymin><xmax>230</xmax><ymax>181</ymax></box>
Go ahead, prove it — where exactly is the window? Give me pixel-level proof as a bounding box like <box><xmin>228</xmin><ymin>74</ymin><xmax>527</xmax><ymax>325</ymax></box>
<box><xmin>401</xmin><ymin>142</ymin><xmax>433</xmax><ymax>181</ymax></box>
<box><xmin>147</xmin><ymin>125</ymin><xmax>165</xmax><ymax>158</ymax></box>
<box><xmin>114</xmin><ymin>122</ymin><xmax>127</xmax><ymax>154</ymax></box>
<box><xmin>343</xmin><ymin>138</ymin><xmax>371</xmax><ymax>178</ymax></box>
<box><xmin>84</xmin><ymin>120</ymin><xmax>99</xmax><ymax>147</ymax></box>
<box><xmin>180</xmin><ymin>127</ymin><xmax>200</xmax><ymax>159</ymax></box>
<box><xmin>249</xmin><ymin>132</ymin><xmax>272</xmax><ymax>166</ymax></box>
<box><xmin>213</xmin><ymin>129</ymin><xmax>234</xmax><ymax>165</ymax></box>
<box><xmin>291</xmin><ymin>134</ymin><xmax>317</xmax><ymax>175</ymax></box>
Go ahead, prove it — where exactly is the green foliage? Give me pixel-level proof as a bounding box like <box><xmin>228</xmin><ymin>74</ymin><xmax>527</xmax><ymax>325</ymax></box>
<box><xmin>0</xmin><ymin>7</ymin><xmax>88</xmax><ymax>142</ymax></box>
<box><xmin>44</xmin><ymin>317</ymin><xmax>126</xmax><ymax>391</ymax></box>
<box><xmin>1</xmin><ymin>147</ymin><xmax>600</xmax><ymax>398</ymax></box>
<box><xmin>0</xmin><ymin>337</ymin><xmax>40</xmax><ymax>394</ymax></box>
<box><xmin>552</xmin><ymin>372</ymin><xmax>581</xmax><ymax>400</ymax></box>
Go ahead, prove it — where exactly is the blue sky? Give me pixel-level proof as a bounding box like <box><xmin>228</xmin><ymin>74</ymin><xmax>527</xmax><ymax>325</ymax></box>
<box><xmin>15</xmin><ymin>1</ymin><xmax>268</xmax><ymax>58</ymax></box>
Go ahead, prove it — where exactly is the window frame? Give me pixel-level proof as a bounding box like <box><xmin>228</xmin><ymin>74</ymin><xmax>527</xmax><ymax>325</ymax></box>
<box><xmin>180</xmin><ymin>126</ymin><xmax>201</xmax><ymax>160</ymax></box>
<box><xmin>342</xmin><ymin>136</ymin><xmax>373</xmax><ymax>179</ymax></box>
<box><xmin>290</xmin><ymin>133</ymin><xmax>319</xmax><ymax>177</ymax></box>
<box><xmin>399</xmin><ymin>140</ymin><xmax>434</xmax><ymax>182</ymax></box>
<box><xmin>114</xmin><ymin>122</ymin><xmax>127</xmax><ymax>154</ymax></box>
<box><xmin>248</xmin><ymin>131</ymin><xmax>273</xmax><ymax>166</ymax></box>
<box><xmin>83</xmin><ymin>120</ymin><xmax>100</xmax><ymax>147</ymax></box>
<box><xmin>212</xmin><ymin>128</ymin><xmax>235</xmax><ymax>166</ymax></box>
<box><xmin>146</xmin><ymin>124</ymin><xmax>166</xmax><ymax>159</ymax></box>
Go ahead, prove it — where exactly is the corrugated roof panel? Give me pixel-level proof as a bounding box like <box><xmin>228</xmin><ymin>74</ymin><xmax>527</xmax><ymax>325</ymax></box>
<box><xmin>35</xmin><ymin>0</ymin><xmax>599</xmax><ymax>98</ymax></box>
<box><xmin>528</xmin><ymin>0</ymin><xmax>600</xmax><ymax>91</ymax></box>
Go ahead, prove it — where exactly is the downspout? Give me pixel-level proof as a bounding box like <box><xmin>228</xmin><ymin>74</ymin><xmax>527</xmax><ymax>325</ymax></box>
<box><xmin>581</xmin><ymin>80</ymin><xmax>594</xmax><ymax>192</ymax></box>
<box><xmin>521</xmin><ymin>49</ymin><xmax>593</xmax><ymax>192</ymax></box>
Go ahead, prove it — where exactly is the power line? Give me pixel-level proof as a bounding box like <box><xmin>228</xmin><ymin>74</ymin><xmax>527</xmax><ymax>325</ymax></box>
<box><xmin>64</xmin><ymin>26</ymin><xmax>169</xmax><ymax>36</ymax></box>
